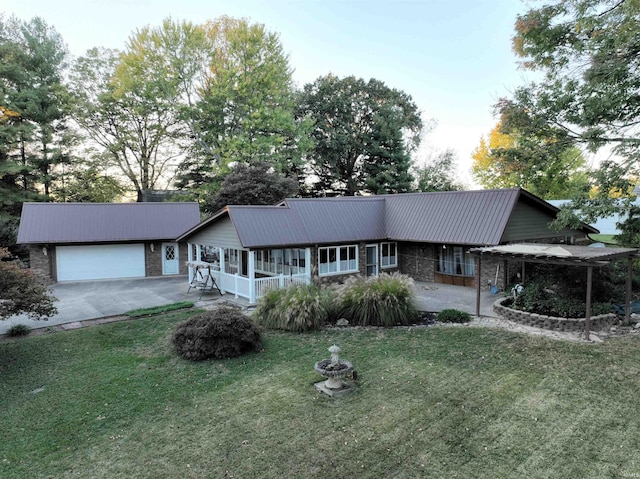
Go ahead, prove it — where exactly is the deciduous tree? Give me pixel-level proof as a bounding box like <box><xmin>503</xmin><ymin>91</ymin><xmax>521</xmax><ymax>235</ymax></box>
<box><xmin>0</xmin><ymin>247</ymin><xmax>57</xmax><ymax>320</ymax></box>
<box><xmin>202</xmin><ymin>162</ymin><xmax>298</xmax><ymax>214</ymax></box>
<box><xmin>179</xmin><ymin>17</ymin><xmax>310</xmax><ymax>193</ymax></box>
<box><xmin>501</xmin><ymin>0</ymin><xmax>640</xmax><ymax>212</ymax></box>
<box><xmin>472</xmin><ymin>120</ymin><xmax>589</xmax><ymax>199</ymax></box>
<box><xmin>414</xmin><ymin>149</ymin><xmax>464</xmax><ymax>192</ymax></box>
<box><xmin>69</xmin><ymin>44</ymin><xmax>185</xmax><ymax>202</ymax></box>
<box><xmin>297</xmin><ymin>75</ymin><xmax>423</xmax><ymax>196</ymax></box>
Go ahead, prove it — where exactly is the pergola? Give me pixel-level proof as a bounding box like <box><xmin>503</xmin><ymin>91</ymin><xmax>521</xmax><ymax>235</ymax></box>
<box><xmin>468</xmin><ymin>244</ymin><xmax>639</xmax><ymax>340</ymax></box>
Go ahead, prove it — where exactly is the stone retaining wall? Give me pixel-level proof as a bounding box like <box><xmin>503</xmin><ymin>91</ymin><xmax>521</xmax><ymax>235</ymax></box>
<box><xmin>493</xmin><ymin>298</ymin><xmax>617</xmax><ymax>333</ymax></box>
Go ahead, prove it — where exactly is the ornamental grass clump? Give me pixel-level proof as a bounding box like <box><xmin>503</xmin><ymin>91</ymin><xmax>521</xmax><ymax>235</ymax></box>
<box><xmin>336</xmin><ymin>273</ymin><xmax>418</xmax><ymax>327</ymax></box>
<box><xmin>7</xmin><ymin>324</ymin><xmax>30</xmax><ymax>337</ymax></box>
<box><xmin>254</xmin><ymin>284</ymin><xmax>330</xmax><ymax>332</ymax></box>
<box><xmin>172</xmin><ymin>305</ymin><xmax>262</xmax><ymax>361</ymax></box>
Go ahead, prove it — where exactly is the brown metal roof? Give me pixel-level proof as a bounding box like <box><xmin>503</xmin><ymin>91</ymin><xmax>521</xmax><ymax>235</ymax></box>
<box><xmin>177</xmin><ymin>188</ymin><xmax>597</xmax><ymax>248</ymax></box>
<box><xmin>17</xmin><ymin>202</ymin><xmax>201</xmax><ymax>244</ymax></box>
<box><xmin>383</xmin><ymin>189</ymin><xmax>521</xmax><ymax>245</ymax></box>
<box><xmin>229</xmin><ymin>198</ymin><xmax>386</xmax><ymax>248</ymax></box>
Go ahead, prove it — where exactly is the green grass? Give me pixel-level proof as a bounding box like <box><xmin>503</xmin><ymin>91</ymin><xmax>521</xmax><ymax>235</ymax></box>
<box><xmin>2</xmin><ymin>313</ymin><xmax>640</xmax><ymax>478</ymax></box>
<box><xmin>590</xmin><ymin>234</ymin><xmax>618</xmax><ymax>245</ymax></box>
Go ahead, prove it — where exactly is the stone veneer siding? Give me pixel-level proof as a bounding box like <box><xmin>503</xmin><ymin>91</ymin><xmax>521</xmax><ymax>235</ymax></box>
<box><xmin>493</xmin><ymin>297</ymin><xmax>617</xmax><ymax>332</ymax></box>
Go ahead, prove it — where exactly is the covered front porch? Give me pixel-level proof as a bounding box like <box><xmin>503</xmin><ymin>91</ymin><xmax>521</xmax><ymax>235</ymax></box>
<box><xmin>186</xmin><ymin>243</ymin><xmax>312</xmax><ymax>303</ymax></box>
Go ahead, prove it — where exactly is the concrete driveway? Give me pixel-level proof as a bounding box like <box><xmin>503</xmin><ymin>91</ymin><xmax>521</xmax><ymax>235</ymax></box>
<box><xmin>0</xmin><ymin>275</ymin><xmax>215</xmax><ymax>335</ymax></box>
<box><xmin>1</xmin><ymin>277</ymin><xmax>499</xmax><ymax>335</ymax></box>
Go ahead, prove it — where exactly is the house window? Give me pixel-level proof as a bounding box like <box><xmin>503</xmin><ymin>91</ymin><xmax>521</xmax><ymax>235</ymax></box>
<box><xmin>381</xmin><ymin>242</ymin><xmax>397</xmax><ymax>268</ymax></box>
<box><xmin>290</xmin><ymin>248</ymin><xmax>306</xmax><ymax>274</ymax></box>
<box><xmin>319</xmin><ymin>245</ymin><xmax>358</xmax><ymax>275</ymax></box>
<box><xmin>437</xmin><ymin>245</ymin><xmax>475</xmax><ymax>277</ymax></box>
<box><xmin>224</xmin><ymin>248</ymin><xmax>240</xmax><ymax>275</ymax></box>
<box><xmin>255</xmin><ymin>248</ymin><xmax>307</xmax><ymax>276</ymax></box>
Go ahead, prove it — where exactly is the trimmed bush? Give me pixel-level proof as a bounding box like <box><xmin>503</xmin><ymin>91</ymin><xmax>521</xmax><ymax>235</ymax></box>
<box><xmin>7</xmin><ymin>324</ymin><xmax>30</xmax><ymax>337</ymax></box>
<box><xmin>172</xmin><ymin>306</ymin><xmax>262</xmax><ymax>361</ymax></box>
<box><xmin>254</xmin><ymin>284</ymin><xmax>330</xmax><ymax>332</ymax></box>
<box><xmin>437</xmin><ymin>309</ymin><xmax>471</xmax><ymax>323</ymax></box>
<box><xmin>336</xmin><ymin>273</ymin><xmax>418</xmax><ymax>327</ymax></box>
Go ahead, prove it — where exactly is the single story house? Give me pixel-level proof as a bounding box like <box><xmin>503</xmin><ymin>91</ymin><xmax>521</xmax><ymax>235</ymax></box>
<box><xmin>177</xmin><ymin>188</ymin><xmax>598</xmax><ymax>303</ymax></box>
<box><xmin>17</xmin><ymin>202</ymin><xmax>201</xmax><ymax>282</ymax></box>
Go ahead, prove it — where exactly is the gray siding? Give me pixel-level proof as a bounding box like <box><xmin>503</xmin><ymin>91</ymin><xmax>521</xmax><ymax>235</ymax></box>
<box><xmin>188</xmin><ymin>216</ymin><xmax>243</xmax><ymax>250</ymax></box>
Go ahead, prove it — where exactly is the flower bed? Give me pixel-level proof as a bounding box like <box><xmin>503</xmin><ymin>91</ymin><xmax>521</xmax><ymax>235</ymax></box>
<box><xmin>493</xmin><ymin>298</ymin><xmax>617</xmax><ymax>333</ymax></box>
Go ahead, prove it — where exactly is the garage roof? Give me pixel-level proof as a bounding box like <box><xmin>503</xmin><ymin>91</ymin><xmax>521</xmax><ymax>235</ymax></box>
<box><xmin>17</xmin><ymin>202</ymin><xmax>201</xmax><ymax>244</ymax></box>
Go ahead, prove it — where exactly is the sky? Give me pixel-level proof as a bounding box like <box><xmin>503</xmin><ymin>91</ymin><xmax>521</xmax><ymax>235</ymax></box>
<box><xmin>1</xmin><ymin>0</ymin><xmax>537</xmax><ymax>187</ymax></box>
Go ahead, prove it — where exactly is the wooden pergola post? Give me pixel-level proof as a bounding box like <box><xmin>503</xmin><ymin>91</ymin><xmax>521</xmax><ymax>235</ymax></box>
<box><xmin>475</xmin><ymin>255</ymin><xmax>482</xmax><ymax>317</ymax></box>
<box><xmin>626</xmin><ymin>257</ymin><xmax>633</xmax><ymax>325</ymax></box>
<box><xmin>585</xmin><ymin>266</ymin><xmax>592</xmax><ymax>341</ymax></box>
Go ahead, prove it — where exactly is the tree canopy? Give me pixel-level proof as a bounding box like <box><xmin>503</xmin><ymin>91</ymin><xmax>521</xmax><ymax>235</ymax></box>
<box><xmin>471</xmin><ymin>120</ymin><xmax>589</xmax><ymax>199</ymax></box>
<box><xmin>500</xmin><ymin>0</ymin><xmax>640</xmax><ymax>217</ymax></box>
<box><xmin>202</xmin><ymin>162</ymin><xmax>299</xmax><ymax>214</ymax></box>
<box><xmin>297</xmin><ymin>75</ymin><xmax>423</xmax><ymax>196</ymax></box>
<box><xmin>0</xmin><ymin>15</ymin><xmax>74</xmax><ymax>248</ymax></box>
<box><xmin>166</xmin><ymin>17</ymin><xmax>311</xmax><ymax>196</ymax></box>
<box><xmin>414</xmin><ymin>149</ymin><xmax>464</xmax><ymax>192</ymax></box>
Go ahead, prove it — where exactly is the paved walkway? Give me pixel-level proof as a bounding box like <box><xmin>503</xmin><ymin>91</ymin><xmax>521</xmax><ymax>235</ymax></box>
<box><xmin>1</xmin><ymin>277</ymin><xmax>499</xmax><ymax>335</ymax></box>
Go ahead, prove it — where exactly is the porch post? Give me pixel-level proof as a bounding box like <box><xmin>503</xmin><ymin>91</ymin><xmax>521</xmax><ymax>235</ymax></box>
<box><xmin>249</xmin><ymin>250</ymin><xmax>256</xmax><ymax>304</ymax></box>
<box><xmin>218</xmin><ymin>247</ymin><xmax>226</xmax><ymax>293</ymax></box>
<box><xmin>219</xmin><ymin>247</ymin><xmax>225</xmax><ymax>272</ymax></box>
<box><xmin>187</xmin><ymin>243</ymin><xmax>194</xmax><ymax>282</ymax></box>
<box><xmin>585</xmin><ymin>266</ymin><xmax>593</xmax><ymax>341</ymax></box>
<box><xmin>305</xmin><ymin>247</ymin><xmax>312</xmax><ymax>284</ymax></box>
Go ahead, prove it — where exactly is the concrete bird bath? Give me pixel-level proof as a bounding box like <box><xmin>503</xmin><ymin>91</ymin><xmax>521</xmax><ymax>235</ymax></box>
<box><xmin>314</xmin><ymin>345</ymin><xmax>355</xmax><ymax>397</ymax></box>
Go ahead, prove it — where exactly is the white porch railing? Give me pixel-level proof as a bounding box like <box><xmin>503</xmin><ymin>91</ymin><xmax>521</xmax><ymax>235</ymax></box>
<box><xmin>197</xmin><ymin>268</ymin><xmax>309</xmax><ymax>303</ymax></box>
<box><xmin>187</xmin><ymin>246</ymin><xmax>312</xmax><ymax>304</ymax></box>
<box><xmin>254</xmin><ymin>273</ymin><xmax>309</xmax><ymax>300</ymax></box>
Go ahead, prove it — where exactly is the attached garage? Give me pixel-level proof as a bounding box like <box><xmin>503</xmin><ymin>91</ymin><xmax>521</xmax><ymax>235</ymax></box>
<box><xmin>56</xmin><ymin>244</ymin><xmax>146</xmax><ymax>281</ymax></box>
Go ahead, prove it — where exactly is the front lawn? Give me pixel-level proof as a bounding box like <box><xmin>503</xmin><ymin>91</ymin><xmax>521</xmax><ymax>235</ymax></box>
<box><xmin>2</xmin><ymin>312</ymin><xmax>640</xmax><ymax>478</ymax></box>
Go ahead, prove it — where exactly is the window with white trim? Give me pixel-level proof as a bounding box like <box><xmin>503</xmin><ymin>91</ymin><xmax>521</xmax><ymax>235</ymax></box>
<box><xmin>319</xmin><ymin>245</ymin><xmax>358</xmax><ymax>275</ymax></box>
<box><xmin>381</xmin><ymin>242</ymin><xmax>397</xmax><ymax>268</ymax></box>
<box><xmin>255</xmin><ymin>248</ymin><xmax>307</xmax><ymax>276</ymax></box>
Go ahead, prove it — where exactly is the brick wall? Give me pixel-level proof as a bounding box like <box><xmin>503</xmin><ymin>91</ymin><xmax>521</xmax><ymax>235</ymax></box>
<box><xmin>145</xmin><ymin>242</ymin><xmax>189</xmax><ymax>276</ymax></box>
<box><xmin>145</xmin><ymin>242</ymin><xmax>162</xmax><ymax>276</ymax></box>
<box><xmin>397</xmin><ymin>242</ymin><xmax>435</xmax><ymax>281</ymax></box>
<box><xmin>28</xmin><ymin>244</ymin><xmax>54</xmax><ymax>284</ymax></box>
<box><xmin>493</xmin><ymin>297</ymin><xmax>617</xmax><ymax>332</ymax></box>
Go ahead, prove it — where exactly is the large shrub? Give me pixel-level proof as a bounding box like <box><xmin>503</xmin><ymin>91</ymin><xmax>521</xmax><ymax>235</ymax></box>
<box><xmin>336</xmin><ymin>273</ymin><xmax>418</xmax><ymax>327</ymax></box>
<box><xmin>172</xmin><ymin>306</ymin><xmax>262</xmax><ymax>361</ymax></box>
<box><xmin>512</xmin><ymin>280</ymin><xmax>611</xmax><ymax>318</ymax></box>
<box><xmin>254</xmin><ymin>284</ymin><xmax>330</xmax><ymax>332</ymax></box>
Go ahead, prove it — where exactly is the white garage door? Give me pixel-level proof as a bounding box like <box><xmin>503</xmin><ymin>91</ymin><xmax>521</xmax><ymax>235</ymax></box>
<box><xmin>56</xmin><ymin>244</ymin><xmax>146</xmax><ymax>281</ymax></box>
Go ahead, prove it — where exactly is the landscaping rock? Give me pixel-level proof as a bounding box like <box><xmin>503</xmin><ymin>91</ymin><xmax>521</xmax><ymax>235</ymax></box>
<box><xmin>336</xmin><ymin>318</ymin><xmax>349</xmax><ymax>327</ymax></box>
